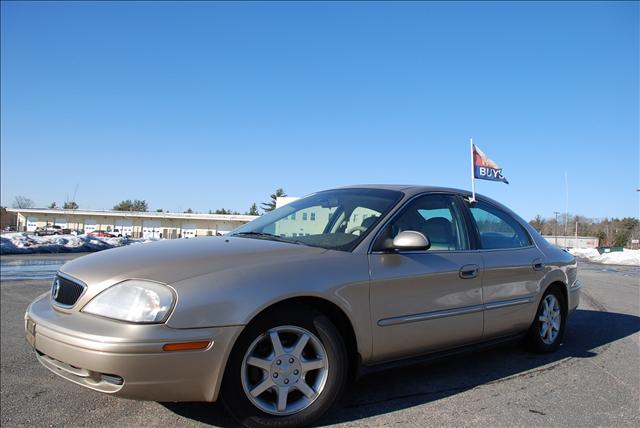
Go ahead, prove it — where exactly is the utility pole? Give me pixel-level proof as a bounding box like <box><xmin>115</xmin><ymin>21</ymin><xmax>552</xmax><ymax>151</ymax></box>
<box><xmin>564</xmin><ymin>172</ymin><xmax>569</xmax><ymax>247</ymax></box>
<box><xmin>554</xmin><ymin>211</ymin><xmax>560</xmax><ymax>245</ymax></box>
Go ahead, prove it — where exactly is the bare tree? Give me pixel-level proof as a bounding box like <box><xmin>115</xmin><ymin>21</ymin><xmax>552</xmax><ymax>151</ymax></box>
<box><xmin>529</xmin><ymin>215</ymin><xmax>546</xmax><ymax>233</ymax></box>
<box><xmin>13</xmin><ymin>196</ymin><xmax>35</xmax><ymax>209</ymax></box>
<box><xmin>530</xmin><ymin>214</ymin><xmax>639</xmax><ymax>247</ymax></box>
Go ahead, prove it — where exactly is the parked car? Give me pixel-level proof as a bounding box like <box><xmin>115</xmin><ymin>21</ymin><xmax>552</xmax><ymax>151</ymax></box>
<box><xmin>34</xmin><ymin>225</ymin><xmax>69</xmax><ymax>236</ymax></box>
<box><xmin>88</xmin><ymin>230</ymin><xmax>117</xmax><ymax>238</ymax></box>
<box><xmin>3</xmin><ymin>225</ymin><xmax>16</xmax><ymax>232</ymax></box>
<box><xmin>25</xmin><ymin>186</ymin><xmax>580</xmax><ymax>427</ymax></box>
<box><xmin>111</xmin><ymin>228</ymin><xmax>130</xmax><ymax>238</ymax></box>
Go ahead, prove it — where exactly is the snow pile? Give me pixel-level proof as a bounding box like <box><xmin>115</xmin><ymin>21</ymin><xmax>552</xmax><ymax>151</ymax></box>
<box><xmin>569</xmin><ymin>248</ymin><xmax>640</xmax><ymax>266</ymax></box>
<box><xmin>0</xmin><ymin>233</ymin><xmax>157</xmax><ymax>255</ymax></box>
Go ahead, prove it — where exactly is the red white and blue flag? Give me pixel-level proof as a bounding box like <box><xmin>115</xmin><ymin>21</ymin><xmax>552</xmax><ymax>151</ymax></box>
<box><xmin>472</xmin><ymin>144</ymin><xmax>509</xmax><ymax>184</ymax></box>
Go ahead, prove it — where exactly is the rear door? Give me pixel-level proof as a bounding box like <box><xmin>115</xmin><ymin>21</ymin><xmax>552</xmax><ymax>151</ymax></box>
<box><xmin>466</xmin><ymin>200</ymin><xmax>545</xmax><ymax>338</ymax></box>
<box><xmin>368</xmin><ymin>193</ymin><xmax>484</xmax><ymax>362</ymax></box>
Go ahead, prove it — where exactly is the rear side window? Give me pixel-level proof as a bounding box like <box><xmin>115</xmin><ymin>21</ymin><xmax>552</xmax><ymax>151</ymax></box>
<box><xmin>469</xmin><ymin>202</ymin><xmax>531</xmax><ymax>249</ymax></box>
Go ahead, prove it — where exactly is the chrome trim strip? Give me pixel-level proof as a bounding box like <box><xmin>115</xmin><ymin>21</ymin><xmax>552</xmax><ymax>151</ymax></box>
<box><xmin>378</xmin><ymin>296</ymin><xmax>535</xmax><ymax>327</ymax></box>
<box><xmin>570</xmin><ymin>279</ymin><xmax>582</xmax><ymax>291</ymax></box>
<box><xmin>378</xmin><ymin>304</ymin><xmax>484</xmax><ymax>327</ymax></box>
<box><xmin>484</xmin><ymin>296</ymin><xmax>534</xmax><ymax>310</ymax></box>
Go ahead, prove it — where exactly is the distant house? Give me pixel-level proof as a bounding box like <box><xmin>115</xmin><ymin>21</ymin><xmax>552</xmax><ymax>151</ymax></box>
<box><xmin>0</xmin><ymin>207</ymin><xmax>18</xmax><ymax>231</ymax></box>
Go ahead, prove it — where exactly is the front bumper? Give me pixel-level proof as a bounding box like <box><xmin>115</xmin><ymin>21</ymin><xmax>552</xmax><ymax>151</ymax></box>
<box><xmin>25</xmin><ymin>293</ymin><xmax>243</xmax><ymax>402</ymax></box>
<box><xmin>568</xmin><ymin>278</ymin><xmax>581</xmax><ymax>315</ymax></box>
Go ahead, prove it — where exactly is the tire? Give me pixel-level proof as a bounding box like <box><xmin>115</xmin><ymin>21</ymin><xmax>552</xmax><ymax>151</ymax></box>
<box><xmin>525</xmin><ymin>285</ymin><xmax>566</xmax><ymax>353</ymax></box>
<box><xmin>221</xmin><ymin>305</ymin><xmax>348</xmax><ymax>428</ymax></box>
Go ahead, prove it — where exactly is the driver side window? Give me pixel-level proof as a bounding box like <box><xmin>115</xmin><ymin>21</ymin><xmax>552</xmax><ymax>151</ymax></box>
<box><xmin>389</xmin><ymin>194</ymin><xmax>468</xmax><ymax>251</ymax></box>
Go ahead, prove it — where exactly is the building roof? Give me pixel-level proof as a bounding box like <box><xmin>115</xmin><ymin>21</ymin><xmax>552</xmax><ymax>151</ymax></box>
<box><xmin>6</xmin><ymin>207</ymin><xmax>259</xmax><ymax>222</ymax></box>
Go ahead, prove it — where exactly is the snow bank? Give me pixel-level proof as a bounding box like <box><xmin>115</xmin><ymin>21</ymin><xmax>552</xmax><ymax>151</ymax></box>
<box><xmin>0</xmin><ymin>233</ymin><xmax>157</xmax><ymax>255</ymax></box>
<box><xmin>569</xmin><ymin>248</ymin><xmax>640</xmax><ymax>266</ymax></box>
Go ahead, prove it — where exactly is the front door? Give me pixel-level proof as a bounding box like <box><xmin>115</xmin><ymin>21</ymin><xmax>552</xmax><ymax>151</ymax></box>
<box><xmin>369</xmin><ymin>193</ymin><xmax>484</xmax><ymax>362</ymax></box>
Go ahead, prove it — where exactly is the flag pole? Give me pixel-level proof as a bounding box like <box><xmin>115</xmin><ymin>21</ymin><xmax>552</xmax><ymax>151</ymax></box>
<box><xmin>470</xmin><ymin>138</ymin><xmax>476</xmax><ymax>202</ymax></box>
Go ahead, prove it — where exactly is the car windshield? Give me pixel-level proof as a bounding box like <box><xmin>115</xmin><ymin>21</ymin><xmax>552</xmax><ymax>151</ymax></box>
<box><xmin>231</xmin><ymin>188</ymin><xmax>402</xmax><ymax>251</ymax></box>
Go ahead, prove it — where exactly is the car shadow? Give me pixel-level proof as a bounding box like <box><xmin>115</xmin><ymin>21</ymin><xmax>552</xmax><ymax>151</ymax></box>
<box><xmin>161</xmin><ymin>309</ymin><xmax>640</xmax><ymax>427</ymax></box>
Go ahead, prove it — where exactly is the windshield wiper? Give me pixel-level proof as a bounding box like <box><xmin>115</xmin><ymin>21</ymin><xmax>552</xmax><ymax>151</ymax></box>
<box><xmin>233</xmin><ymin>231</ymin><xmax>279</xmax><ymax>239</ymax></box>
<box><xmin>232</xmin><ymin>231</ymin><xmax>306</xmax><ymax>246</ymax></box>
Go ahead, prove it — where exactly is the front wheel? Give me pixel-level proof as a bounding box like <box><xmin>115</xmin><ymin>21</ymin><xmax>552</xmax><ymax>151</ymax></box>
<box><xmin>221</xmin><ymin>306</ymin><xmax>347</xmax><ymax>428</ymax></box>
<box><xmin>525</xmin><ymin>286</ymin><xmax>566</xmax><ymax>353</ymax></box>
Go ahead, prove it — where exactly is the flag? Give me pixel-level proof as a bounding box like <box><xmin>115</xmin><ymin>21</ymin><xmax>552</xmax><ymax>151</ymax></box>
<box><xmin>472</xmin><ymin>144</ymin><xmax>509</xmax><ymax>184</ymax></box>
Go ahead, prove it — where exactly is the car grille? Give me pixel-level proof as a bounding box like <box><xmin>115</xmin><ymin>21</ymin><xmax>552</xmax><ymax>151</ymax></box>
<box><xmin>52</xmin><ymin>275</ymin><xmax>85</xmax><ymax>306</ymax></box>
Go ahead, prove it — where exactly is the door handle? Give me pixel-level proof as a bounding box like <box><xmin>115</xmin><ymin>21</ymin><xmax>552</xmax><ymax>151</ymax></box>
<box><xmin>532</xmin><ymin>258</ymin><xmax>545</xmax><ymax>271</ymax></box>
<box><xmin>459</xmin><ymin>264</ymin><xmax>479</xmax><ymax>279</ymax></box>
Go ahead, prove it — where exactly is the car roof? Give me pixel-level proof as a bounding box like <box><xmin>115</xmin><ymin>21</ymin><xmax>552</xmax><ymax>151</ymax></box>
<box><xmin>335</xmin><ymin>184</ymin><xmax>473</xmax><ymax>197</ymax></box>
<box><xmin>333</xmin><ymin>184</ymin><xmax>542</xmax><ymax>249</ymax></box>
<box><xmin>333</xmin><ymin>184</ymin><xmax>522</xmax><ymax>218</ymax></box>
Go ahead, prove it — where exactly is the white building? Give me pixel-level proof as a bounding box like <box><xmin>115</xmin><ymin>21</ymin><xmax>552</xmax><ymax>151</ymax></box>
<box><xmin>7</xmin><ymin>208</ymin><xmax>258</xmax><ymax>239</ymax></box>
<box><xmin>542</xmin><ymin>235</ymin><xmax>599</xmax><ymax>249</ymax></box>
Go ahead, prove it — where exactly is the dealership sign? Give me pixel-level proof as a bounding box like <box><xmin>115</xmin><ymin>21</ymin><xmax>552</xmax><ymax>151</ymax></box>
<box><xmin>473</xmin><ymin>144</ymin><xmax>509</xmax><ymax>184</ymax></box>
<box><xmin>468</xmin><ymin>140</ymin><xmax>509</xmax><ymax>201</ymax></box>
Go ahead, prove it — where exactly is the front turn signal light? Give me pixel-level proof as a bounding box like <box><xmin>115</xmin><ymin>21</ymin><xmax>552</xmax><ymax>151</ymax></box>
<box><xmin>162</xmin><ymin>341</ymin><xmax>211</xmax><ymax>352</ymax></box>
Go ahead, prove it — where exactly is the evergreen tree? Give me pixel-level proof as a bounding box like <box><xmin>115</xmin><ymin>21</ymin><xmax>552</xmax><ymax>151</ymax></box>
<box><xmin>113</xmin><ymin>199</ymin><xmax>148</xmax><ymax>212</ymax></box>
<box><xmin>247</xmin><ymin>203</ymin><xmax>259</xmax><ymax>216</ymax></box>
<box><xmin>261</xmin><ymin>188</ymin><xmax>286</xmax><ymax>212</ymax></box>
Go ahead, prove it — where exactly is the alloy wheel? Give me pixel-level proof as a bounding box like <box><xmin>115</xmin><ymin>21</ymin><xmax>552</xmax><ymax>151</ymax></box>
<box><xmin>539</xmin><ymin>294</ymin><xmax>561</xmax><ymax>345</ymax></box>
<box><xmin>241</xmin><ymin>325</ymin><xmax>329</xmax><ymax>416</ymax></box>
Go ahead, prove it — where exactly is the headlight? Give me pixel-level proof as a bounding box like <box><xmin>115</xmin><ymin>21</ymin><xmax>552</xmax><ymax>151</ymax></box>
<box><xmin>82</xmin><ymin>280</ymin><xmax>174</xmax><ymax>323</ymax></box>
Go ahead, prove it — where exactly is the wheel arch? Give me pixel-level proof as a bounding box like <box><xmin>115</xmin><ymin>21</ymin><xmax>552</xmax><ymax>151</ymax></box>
<box><xmin>541</xmin><ymin>280</ymin><xmax>569</xmax><ymax>316</ymax></box>
<box><xmin>235</xmin><ymin>296</ymin><xmax>361</xmax><ymax>380</ymax></box>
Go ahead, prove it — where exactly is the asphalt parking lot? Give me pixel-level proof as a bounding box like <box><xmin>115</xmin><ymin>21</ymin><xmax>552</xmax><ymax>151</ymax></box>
<box><xmin>1</xmin><ymin>256</ymin><xmax>638</xmax><ymax>427</ymax></box>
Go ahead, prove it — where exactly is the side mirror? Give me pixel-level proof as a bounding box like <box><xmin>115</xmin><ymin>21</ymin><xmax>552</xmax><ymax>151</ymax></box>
<box><xmin>392</xmin><ymin>230</ymin><xmax>431</xmax><ymax>251</ymax></box>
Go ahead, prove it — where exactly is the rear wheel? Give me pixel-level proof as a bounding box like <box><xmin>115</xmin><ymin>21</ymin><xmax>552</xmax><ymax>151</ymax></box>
<box><xmin>525</xmin><ymin>286</ymin><xmax>566</xmax><ymax>353</ymax></box>
<box><xmin>222</xmin><ymin>306</ymin><xmax>347</xmax><ymax>428</ymax></box>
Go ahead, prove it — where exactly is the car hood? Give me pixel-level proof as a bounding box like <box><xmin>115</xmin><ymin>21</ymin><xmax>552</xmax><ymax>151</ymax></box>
<box><xmin>59</xmin><ymin>236</ymin><xmax>327</xmax><ymax>287</ymax></box>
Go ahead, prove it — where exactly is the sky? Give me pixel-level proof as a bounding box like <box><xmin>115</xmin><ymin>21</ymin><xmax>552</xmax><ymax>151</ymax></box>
<box><xmin>1</xmin><ymin>1</ymin><xmax>638</xmax><ymax>220</ymax></box>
